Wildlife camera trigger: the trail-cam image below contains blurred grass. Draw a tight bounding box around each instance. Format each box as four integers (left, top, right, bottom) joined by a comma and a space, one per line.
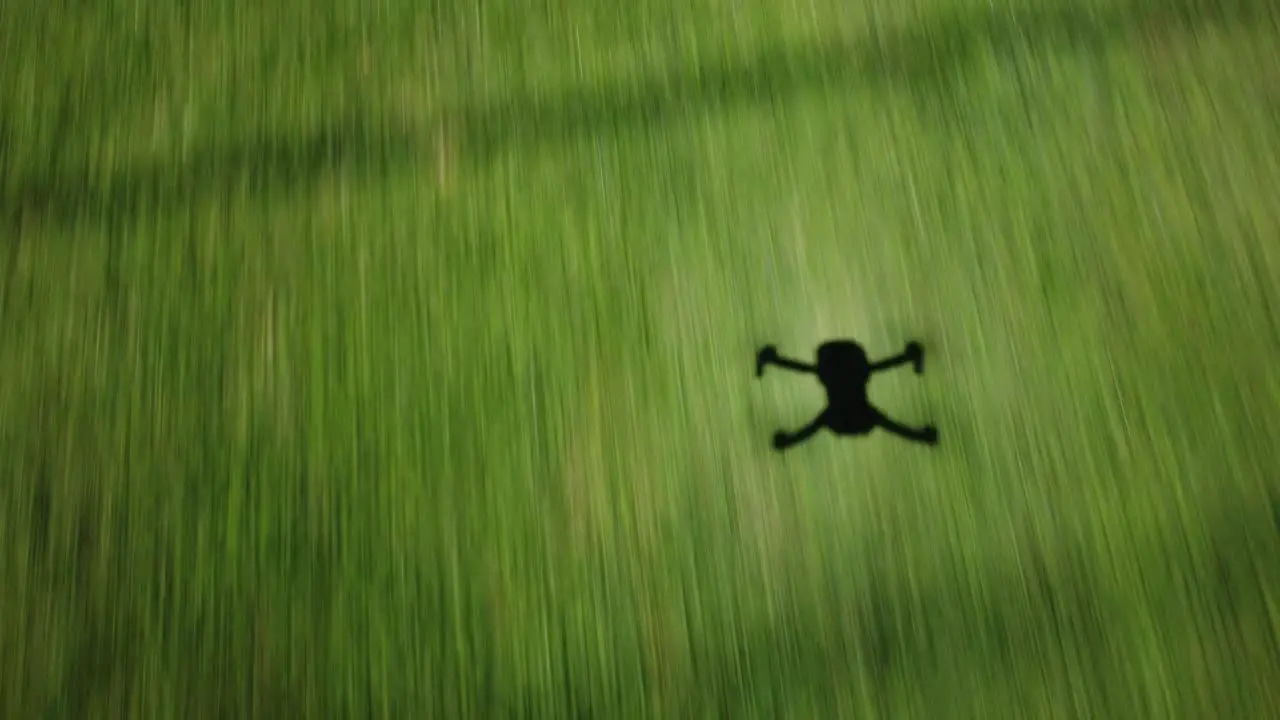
2, 0, 1279, 716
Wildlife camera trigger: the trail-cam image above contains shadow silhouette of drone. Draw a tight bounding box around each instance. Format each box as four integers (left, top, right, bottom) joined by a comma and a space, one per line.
756, 340, 938, 452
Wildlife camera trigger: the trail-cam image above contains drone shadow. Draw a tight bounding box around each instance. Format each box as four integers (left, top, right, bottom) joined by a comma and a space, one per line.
756, 339, 937, 452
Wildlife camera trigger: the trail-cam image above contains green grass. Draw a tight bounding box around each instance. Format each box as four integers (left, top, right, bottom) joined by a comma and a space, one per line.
3, 0, 1280, 716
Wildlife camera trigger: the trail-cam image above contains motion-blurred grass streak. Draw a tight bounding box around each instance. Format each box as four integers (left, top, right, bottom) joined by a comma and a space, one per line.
1, 0, 1278, 716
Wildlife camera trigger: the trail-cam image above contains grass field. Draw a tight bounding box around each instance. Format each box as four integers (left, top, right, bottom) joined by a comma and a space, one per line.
3, 0, 1280, 716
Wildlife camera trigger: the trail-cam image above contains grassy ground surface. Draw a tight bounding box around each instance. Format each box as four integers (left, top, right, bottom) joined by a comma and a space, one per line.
2, 0, 1279, 716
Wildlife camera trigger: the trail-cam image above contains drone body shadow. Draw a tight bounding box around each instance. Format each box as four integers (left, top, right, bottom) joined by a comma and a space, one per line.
756, 340, 938, 452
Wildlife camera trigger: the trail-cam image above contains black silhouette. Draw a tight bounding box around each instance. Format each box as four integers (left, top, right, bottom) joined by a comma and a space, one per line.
756, 340, 938, 451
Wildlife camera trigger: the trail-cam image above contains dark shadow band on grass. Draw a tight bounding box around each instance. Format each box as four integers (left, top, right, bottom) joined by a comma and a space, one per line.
524, 490, 1280, 716
451, 0, 1276, 160
0, 0, 1275, 231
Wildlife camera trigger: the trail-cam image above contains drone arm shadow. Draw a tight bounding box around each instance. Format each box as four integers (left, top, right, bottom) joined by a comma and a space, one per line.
869, 352, 912, 372
773, 410, 828, 451
872, 408, 934, 444
771, 355, 817, 374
